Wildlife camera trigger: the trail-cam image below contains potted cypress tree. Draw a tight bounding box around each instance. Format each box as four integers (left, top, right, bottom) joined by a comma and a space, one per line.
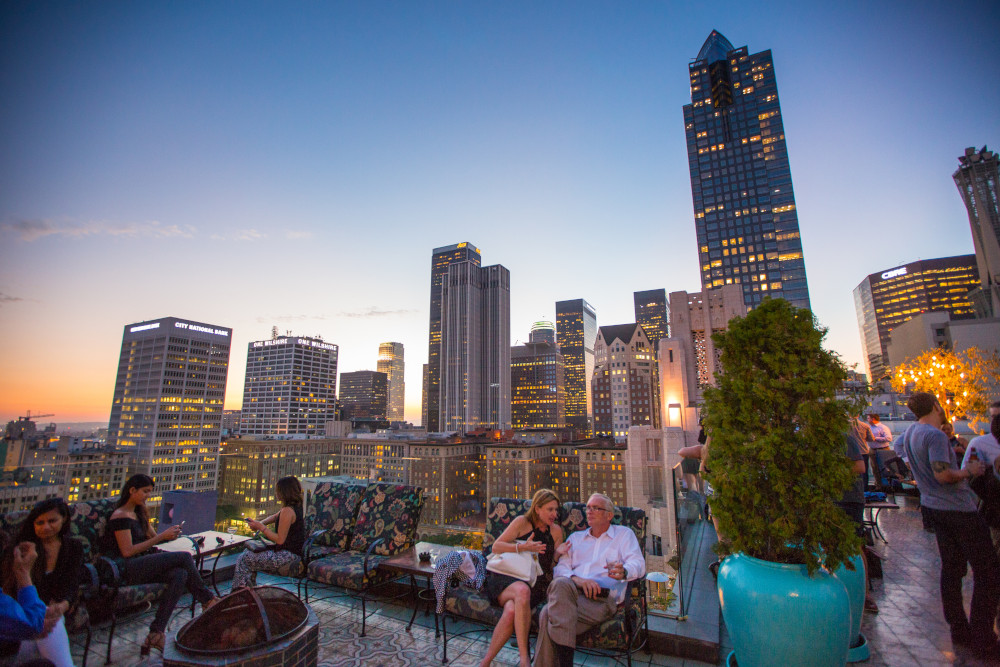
702, 299, 863, 667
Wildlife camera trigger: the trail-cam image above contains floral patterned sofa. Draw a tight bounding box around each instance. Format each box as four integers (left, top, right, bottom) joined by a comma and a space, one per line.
302, 481, 425, 636
439, 497, 648, 667
0, 498, 165, 666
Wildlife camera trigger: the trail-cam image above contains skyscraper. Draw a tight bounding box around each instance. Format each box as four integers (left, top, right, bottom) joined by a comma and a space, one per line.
377, 342, 405, 421
633, 289, 669, 349
107, 317, 231, 502
556, 299, 596, 436
684, 30, 811, 311
240, 334, 339, 436
591, 323, 658, 441
339, 370, 389, 420
511, 322, 566, 429
427, 243, 482, 432
953, 146, 1000, 317
853, 256, 980, 382
440, 259, 511, 432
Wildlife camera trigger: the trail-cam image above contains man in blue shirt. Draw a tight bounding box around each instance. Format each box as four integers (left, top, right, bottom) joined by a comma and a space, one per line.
1, 540, 47, 646
903, 392, 1000, 660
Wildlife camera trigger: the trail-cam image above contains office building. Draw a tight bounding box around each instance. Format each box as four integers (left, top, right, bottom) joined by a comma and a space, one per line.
107, 317, 232, 502
556, 299, 597, 436
511, 323, 566, 429
438, 249, 511, 432
592, 324, 658, 441
377, 342, 405, 421
222, 409, 241, 435
27, 438, 129, 503
887, 312, 1000, 368
427, 243, 482, 432
409, 441, 482, 526
634, 289, 670, 349
684, 30, 811, 311
484, 440, 579, 503
578, 441, 629, 509
241, 334, 339, 437
954, 146, 1000, 317
339, 370, 389, 420
853, 256, 979, 382
421, 364, 430, 428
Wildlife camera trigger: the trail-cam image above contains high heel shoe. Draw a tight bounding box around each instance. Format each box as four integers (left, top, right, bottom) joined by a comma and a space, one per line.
140, 630, 165, 656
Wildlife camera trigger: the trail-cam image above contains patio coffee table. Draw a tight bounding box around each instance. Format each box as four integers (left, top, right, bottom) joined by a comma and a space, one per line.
379, 542, 458, 636
158, 530, 252, 595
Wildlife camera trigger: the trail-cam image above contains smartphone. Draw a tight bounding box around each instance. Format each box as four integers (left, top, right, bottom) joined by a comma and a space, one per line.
179, 520, 186, 529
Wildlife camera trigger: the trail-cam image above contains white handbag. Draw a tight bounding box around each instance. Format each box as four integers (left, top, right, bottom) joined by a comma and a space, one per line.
486, 542, 543, 586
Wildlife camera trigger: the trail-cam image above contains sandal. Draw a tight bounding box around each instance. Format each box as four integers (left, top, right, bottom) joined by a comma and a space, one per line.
140, 630, 165, 656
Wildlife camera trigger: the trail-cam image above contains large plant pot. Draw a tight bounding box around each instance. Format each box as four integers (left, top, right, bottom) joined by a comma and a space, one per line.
718, 553, 852, 667
832, 553, 870, 662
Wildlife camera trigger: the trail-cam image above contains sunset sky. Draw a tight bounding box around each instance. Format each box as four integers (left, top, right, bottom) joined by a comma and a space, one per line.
1, 1, 998, 425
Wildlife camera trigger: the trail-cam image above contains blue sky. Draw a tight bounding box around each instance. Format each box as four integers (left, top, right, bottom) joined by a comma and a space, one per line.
1, 1, 998, 423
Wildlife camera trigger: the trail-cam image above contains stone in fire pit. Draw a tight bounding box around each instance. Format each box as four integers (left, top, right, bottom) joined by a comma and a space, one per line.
164, 586, 318, 667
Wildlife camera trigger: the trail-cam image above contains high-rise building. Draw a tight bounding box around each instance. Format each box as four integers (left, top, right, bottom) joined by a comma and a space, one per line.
440, 259, 511, 432
421, 363, 429, 428
107, 317, 232, 502
240, 335, 339, 436
339, 370, 389, 420
377, 342, 405, 421
954, 146, 1000, 317
556, 299, 597, 436
591, 324, 658, 441
634, 289, 670, 349
427, 243, 482, 432
684, 30, 811, 311
853, 256, 980, 382
511, 323, 566, 429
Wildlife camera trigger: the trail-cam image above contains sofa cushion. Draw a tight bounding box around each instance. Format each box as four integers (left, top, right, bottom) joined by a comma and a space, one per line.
307, 552, 391, 590
308, 482, 366, 551
483, 498, 533, 554
349, 483, 424, 557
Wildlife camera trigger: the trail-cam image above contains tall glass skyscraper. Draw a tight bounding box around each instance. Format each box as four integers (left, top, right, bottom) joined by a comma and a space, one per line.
555, 299, 596, 436
377, 342, 405, 421
633, 289, 669, 349
684, 30, 810, 311
953, 146, 1000, 317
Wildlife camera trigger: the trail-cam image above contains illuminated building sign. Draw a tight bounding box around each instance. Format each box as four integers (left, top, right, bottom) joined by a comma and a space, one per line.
297, 338, 338, 352
174, 321, 230, 337
252, 339, 288, 348
880, 267, 908, 280
129, 323, 160, 333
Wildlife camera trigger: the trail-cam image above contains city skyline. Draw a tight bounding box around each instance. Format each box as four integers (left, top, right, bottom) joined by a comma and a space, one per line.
1, 2, 998, 423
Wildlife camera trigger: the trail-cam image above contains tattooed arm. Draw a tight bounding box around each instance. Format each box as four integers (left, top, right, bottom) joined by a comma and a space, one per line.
932, 458, 984, 484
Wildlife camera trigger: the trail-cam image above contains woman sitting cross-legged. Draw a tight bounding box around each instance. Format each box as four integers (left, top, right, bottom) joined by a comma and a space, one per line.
232, 476, 305, 590
105, 474, 218, 656
479, 489, 567, 667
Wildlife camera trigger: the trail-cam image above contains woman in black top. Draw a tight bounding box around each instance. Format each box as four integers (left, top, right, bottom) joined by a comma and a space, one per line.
106, 474, 217, 656
232, 476, 304, 589
480, 488, 566, 667
10, 498, 80, 667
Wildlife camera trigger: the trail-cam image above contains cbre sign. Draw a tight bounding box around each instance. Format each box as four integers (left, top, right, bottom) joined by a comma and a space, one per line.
880, 267, 908, 280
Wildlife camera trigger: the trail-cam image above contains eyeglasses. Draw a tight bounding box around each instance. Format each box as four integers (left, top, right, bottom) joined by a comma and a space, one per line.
585, 506, 611, 513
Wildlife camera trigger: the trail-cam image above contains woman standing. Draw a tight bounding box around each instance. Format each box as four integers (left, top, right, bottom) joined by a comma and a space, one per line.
479, 489, 566, 667
12, 498, 81, 666
232, 476, 305, 589
105, 474, 217, 655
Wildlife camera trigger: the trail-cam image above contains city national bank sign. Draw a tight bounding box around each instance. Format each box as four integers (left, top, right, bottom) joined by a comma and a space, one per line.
128, 320, 230, 337
880, 266, 908, 281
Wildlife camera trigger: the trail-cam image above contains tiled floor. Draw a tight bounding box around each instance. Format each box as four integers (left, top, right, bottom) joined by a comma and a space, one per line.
66, 498, 992, 666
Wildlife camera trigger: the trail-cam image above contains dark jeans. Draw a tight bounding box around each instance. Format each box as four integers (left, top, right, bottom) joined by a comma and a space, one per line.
925, 508, 1000, 645
124, 551, 213, 633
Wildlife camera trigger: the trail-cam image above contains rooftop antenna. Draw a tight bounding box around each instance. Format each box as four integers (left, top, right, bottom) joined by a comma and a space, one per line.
271, 326, 279, 340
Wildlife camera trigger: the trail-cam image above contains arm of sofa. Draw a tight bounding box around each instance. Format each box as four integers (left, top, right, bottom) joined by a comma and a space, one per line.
303, 529, 326, 562
94, 555, 125, 593
362, 538, 385, 577
622, 575, 648, 639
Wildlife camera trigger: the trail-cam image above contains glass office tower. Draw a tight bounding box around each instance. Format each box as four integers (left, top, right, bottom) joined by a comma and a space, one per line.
953, 146, 1000, 317
633, 289, 669, 349
684, 30, 810, 311
555, 299, 596, 436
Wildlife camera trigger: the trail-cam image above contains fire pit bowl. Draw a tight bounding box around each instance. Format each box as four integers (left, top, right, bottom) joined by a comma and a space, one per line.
165, 586, 318, 667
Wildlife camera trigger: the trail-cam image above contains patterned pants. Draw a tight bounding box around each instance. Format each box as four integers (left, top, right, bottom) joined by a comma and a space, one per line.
232, 549, 300, 589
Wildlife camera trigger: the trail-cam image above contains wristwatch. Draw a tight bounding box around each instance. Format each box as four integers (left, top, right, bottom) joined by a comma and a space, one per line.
621, 566, 629, 580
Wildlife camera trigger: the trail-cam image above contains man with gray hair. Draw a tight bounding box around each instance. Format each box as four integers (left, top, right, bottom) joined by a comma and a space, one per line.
532, 493, 645, 667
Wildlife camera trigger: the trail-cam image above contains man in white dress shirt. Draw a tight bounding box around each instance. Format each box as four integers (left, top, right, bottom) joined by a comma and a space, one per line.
532, 493, 645, 667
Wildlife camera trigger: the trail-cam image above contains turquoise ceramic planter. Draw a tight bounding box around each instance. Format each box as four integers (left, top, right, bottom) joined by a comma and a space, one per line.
832, 553, 870, 662
718, 553, 852, 667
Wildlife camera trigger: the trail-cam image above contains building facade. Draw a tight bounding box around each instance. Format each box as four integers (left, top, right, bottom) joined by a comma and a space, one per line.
634, 289, 670, 350
377, 342, 405, 421
953, 146, 1000, 318
107, 317, 231, 503
240, 335, 339, 437
684, 31, 811, 311
853, 256, 980, 382
592, 324, 658, 442
427, 243, 482, 432
511, 323, 566, 429
439, 257, 511, 432
555, 299, 597, 436
27, 438, 130, 503
339, 370, 389, 420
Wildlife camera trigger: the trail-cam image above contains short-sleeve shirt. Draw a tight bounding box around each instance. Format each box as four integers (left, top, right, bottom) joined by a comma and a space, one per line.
903, 422, 978, 512
961, 434, 1000, 470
